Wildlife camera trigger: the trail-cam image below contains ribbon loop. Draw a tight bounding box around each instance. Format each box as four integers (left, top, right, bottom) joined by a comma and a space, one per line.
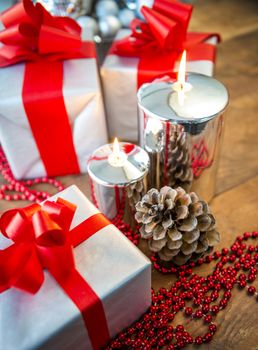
0, 0, 90, 67
0, 198, 76, 293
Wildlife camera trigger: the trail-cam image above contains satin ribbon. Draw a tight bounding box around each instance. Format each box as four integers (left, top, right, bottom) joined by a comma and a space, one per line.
0, 198, 111, 350
0, 0, 96, 177
110, 0, 220, 87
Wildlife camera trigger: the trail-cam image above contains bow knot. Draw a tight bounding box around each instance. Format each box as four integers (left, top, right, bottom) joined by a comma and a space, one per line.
114, 0, 192, 56
0, 0, 91, 67
0, 198, 76, 294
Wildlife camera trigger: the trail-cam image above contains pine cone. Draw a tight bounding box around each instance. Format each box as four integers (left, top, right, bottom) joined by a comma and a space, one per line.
127, 180, 145, 207
135, 186, 220, 265
161, 124, 193, 192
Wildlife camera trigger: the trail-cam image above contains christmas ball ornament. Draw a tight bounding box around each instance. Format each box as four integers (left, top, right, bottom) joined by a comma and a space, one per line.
118, 8, 135, 28
99, 15, 121, 37
76, 16, 99, 35
95, 0, 119, 18
135, 186, 220, 265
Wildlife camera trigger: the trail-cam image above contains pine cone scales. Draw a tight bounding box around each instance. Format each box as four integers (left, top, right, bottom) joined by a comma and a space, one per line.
135, 186, 220, 265
162, 125, 193, 191
127, 180, 144, 206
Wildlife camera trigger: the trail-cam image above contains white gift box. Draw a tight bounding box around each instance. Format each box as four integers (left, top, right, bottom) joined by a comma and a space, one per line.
0, 185, 151, 350
0, 25, 108, 180
101, 29, 218, 142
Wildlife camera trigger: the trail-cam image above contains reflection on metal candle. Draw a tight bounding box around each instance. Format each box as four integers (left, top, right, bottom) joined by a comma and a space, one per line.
137, 52, 229, 202
87, 139, 149, 225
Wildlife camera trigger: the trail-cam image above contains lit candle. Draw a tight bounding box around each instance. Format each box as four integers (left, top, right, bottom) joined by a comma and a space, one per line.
137, 53, 229, 202
171, 50, 192, 106
88, 139, 149, 224
108, 137, 128, 167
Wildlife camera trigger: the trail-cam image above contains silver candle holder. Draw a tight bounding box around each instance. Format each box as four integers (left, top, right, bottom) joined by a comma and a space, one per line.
87, 140, 149, 226
137, 73, 229, 202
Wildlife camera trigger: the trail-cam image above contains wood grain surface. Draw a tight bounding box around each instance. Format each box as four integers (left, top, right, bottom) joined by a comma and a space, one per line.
0, 0, 258, 349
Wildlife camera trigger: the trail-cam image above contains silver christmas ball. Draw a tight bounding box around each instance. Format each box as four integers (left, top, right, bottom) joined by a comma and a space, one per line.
118, 8, 135, 28
77, 16, 99, 35
99, 15, 121, 37
95, 0, 119, 18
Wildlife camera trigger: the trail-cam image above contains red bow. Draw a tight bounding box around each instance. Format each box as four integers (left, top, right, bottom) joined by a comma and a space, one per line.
0, 198, 112, 348
0, 197, 77, 294
0, 0, 94, 67
113, 0, 219, 57
113, 0, 192, 55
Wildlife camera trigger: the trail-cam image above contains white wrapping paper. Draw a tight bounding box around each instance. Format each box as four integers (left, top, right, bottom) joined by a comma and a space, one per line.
101, 29, 218, 141
0, 185, 151, 350
0, 28, 108, 179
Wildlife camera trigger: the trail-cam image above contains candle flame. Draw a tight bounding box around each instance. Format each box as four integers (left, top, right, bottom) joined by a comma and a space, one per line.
113, 137, 120, 155
177, 51, 186, 106
177, 50, 186, 85
109, 137, 127, 167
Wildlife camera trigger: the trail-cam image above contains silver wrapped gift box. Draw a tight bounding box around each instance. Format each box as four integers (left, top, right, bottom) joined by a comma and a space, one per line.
0, 185, 151, 350
101, 29, 218, 142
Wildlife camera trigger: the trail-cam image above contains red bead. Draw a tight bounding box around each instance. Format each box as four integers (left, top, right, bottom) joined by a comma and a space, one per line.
194, 298, 202, 306
194, 310, 203, 318
213, 251, 221, 259
186, 336, 193, 344
244, 232, 251, 239
214, 283, 221, 291
219, 299, 227, 308
202, 304, 210, 313
236, 249, 243, 257
248, 274, 256, 282
204, 315, 212, 323
167, 345, 175, 350
209, 324, 217, 333
176, 325, 184, 332
204, 332, 213, 342
239, 280, 247, 288
248, 286, 256, 295
229, 254, 236, 262
197, 258, 204, 265
195, 336, 203, 345
222, 248, 229, 255
211, 291, 219, 301
224, 291, 231, 299
211, 305, 219, 314
185, 307, 193, 316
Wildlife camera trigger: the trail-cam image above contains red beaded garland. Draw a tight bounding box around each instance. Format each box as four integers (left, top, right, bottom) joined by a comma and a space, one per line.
0, 147, 65, 203
107, 232, 258, 349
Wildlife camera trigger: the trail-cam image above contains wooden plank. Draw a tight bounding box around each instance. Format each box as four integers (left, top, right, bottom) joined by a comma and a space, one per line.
189, 0, 258, 42
215, 30, 258, 194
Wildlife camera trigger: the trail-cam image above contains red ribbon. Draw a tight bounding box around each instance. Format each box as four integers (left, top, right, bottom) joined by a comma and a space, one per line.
0, 0, 96, 177
0, 198, 111, 349
110, 0, 220, 87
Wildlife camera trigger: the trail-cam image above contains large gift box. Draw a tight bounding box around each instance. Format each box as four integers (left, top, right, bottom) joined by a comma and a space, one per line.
0, 0, 108, 179
0, 185, 151, 350
101, 0, 220, 141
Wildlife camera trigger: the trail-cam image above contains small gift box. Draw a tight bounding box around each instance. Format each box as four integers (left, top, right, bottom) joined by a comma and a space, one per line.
101, 0, 220, 141
0, 0, 108, 179
0, 185, 151, 350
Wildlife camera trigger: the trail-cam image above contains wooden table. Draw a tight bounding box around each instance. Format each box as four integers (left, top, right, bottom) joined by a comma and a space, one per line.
1, 0, 258, 349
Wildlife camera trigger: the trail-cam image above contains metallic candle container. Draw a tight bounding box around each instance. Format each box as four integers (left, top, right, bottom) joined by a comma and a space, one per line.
137, 73, 229, 202
87, 142, 149, 224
